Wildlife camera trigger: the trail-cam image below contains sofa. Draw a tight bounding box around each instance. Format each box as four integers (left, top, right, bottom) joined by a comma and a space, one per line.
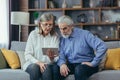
0, 41, 120, 80
0, 41, 30, 80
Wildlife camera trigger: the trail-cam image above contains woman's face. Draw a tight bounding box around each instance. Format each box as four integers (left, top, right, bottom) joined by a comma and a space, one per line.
40, 20, 54, 35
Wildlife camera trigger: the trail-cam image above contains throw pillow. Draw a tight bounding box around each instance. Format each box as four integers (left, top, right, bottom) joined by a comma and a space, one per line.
0, 50, 8, 69
104, 48, 120, 70
1, 48, 20, 69
99, 54, 107, 71
16, 51, 26, 69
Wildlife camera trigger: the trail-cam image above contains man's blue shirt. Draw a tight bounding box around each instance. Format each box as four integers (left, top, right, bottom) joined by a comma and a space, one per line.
57, 27, 107, 67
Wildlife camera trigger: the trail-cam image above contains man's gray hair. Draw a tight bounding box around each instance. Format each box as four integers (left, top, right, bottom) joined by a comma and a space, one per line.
39, 13, 54, 22
57, 15, 74, 25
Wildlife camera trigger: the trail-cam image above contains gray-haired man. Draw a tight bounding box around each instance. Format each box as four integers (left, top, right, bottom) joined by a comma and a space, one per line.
54, 15, 107, 80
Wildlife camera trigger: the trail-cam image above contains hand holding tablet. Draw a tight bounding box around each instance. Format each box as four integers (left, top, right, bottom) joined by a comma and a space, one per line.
42, 48, 58, 61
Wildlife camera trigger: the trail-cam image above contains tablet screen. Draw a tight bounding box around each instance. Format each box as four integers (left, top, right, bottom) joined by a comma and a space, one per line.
42, 48, 58, 56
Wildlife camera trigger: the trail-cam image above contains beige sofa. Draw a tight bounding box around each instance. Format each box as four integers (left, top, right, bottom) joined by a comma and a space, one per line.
0, 41, 120, 80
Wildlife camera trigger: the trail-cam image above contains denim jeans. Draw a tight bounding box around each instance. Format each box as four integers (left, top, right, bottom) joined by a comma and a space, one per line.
52, 63, 65, 80
25, 63, 53, 80
53, 63, 98, 80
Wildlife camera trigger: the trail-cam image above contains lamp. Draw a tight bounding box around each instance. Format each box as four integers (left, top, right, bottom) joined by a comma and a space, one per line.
11, 11, 29, 41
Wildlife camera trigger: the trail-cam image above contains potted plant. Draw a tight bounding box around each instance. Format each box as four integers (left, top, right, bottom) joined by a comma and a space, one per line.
33, 11, 39, 24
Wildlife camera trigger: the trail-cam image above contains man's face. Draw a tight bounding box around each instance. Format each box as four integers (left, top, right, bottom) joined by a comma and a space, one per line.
58, 23, 73, 38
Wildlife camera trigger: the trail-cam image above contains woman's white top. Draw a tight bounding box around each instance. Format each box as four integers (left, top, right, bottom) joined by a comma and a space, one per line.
23, 28, 59, 70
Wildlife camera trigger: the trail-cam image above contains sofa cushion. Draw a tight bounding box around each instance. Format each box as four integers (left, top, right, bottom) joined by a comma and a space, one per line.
0, 69, 30, 80
0, 50, 8, 69
88, 70, 120, 80
1, 48, 20, 69
65, 75, 75, 80
105, 48, 120, 70
10, 41, 26, 51
16, 51, 26, 69
105, 41, 120, 49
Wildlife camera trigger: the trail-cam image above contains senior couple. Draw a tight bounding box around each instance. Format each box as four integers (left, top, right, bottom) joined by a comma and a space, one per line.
23, 13, 107, 80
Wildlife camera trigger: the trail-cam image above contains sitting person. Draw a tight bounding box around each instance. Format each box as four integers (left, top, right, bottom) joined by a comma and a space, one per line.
54, 15, 107, 80
23, 13, 59, 80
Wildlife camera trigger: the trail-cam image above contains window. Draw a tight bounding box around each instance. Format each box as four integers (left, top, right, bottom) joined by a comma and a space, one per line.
0, 0, 9, 48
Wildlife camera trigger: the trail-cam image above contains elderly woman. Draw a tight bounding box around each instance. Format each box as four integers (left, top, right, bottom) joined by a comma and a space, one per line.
23, 13, 59, 80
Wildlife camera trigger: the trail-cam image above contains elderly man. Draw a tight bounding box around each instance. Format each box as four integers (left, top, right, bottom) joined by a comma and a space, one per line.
54, 15, 107, 80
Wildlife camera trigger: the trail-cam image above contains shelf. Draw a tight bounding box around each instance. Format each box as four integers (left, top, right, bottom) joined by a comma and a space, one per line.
64, 23, 120, 26
81, 23, 119, 26
29, 24, 37, 26
29, 22, 120, 27
64, 8, 99, 10
101, 7, 120, 10
28, 8, 63, 11
28, 7, 118, 11
20, 0, 120, 41
29, 24, 59, 27
104, 38, 120, 41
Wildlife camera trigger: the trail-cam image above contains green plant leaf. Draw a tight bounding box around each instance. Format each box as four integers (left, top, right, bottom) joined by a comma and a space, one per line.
33, 12, 39, 19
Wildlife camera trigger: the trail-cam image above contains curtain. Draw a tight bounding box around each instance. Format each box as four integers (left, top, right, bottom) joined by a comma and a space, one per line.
0, 0, 9, 48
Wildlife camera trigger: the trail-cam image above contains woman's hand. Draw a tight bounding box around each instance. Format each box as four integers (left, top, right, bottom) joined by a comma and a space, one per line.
36, 62, 47, 73
46, 49, 55, 61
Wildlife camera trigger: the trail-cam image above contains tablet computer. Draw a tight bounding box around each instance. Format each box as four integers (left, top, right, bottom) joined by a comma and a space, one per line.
42, 48, 59, 56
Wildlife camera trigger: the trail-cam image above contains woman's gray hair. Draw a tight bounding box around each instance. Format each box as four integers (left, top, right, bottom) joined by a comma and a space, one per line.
57, 15, 74, 25
39, 13, 55, 22
38, 13, 56, 35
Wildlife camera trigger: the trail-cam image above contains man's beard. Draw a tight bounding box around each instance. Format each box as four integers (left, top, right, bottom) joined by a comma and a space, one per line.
62, 34, 70, 38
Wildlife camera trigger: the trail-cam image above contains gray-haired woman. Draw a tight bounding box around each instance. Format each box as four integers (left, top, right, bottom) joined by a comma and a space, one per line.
23, 13, 59, 80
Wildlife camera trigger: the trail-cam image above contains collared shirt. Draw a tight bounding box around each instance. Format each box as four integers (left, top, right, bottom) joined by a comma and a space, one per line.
57, 27, 107, 67
23, 27, 59, 70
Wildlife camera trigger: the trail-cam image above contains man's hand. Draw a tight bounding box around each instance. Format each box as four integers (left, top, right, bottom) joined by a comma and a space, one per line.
82, 62, 93, 67
60, 64, 70, 77
36, 62, 47, 73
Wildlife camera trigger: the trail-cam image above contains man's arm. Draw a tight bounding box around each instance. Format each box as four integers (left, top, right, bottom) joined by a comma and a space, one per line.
85, 32, 107, 67
57, 50, 66, 67
57, 38, 66, 66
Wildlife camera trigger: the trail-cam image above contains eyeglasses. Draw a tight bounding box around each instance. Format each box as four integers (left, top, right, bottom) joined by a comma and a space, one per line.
59, 27, 68, 31
41, 23, 53, 28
